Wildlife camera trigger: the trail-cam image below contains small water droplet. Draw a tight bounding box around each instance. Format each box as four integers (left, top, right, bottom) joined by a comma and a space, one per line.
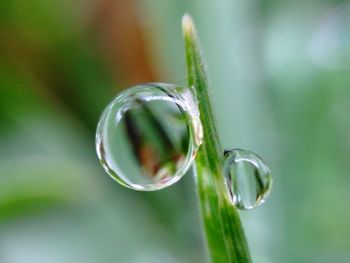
96, 83, 202, 191
224, 149, 272, 210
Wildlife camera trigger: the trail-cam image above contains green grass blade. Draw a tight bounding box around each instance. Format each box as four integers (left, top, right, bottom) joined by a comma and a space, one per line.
182, 14, 252, 263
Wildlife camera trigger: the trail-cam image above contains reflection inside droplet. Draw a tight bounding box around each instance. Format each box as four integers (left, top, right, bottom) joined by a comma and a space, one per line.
96, 83, 202, 191
224, 149, 272, 210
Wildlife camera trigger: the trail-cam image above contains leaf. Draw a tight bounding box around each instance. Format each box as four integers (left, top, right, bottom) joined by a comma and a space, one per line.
182, 14, 252, 263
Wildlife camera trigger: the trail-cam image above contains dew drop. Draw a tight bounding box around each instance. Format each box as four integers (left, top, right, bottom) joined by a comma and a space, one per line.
224, 149, 272, 210
96, 83, 202, 191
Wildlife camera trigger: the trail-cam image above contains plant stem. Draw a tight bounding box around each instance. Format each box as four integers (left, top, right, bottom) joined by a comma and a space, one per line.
182, 14, 252, 263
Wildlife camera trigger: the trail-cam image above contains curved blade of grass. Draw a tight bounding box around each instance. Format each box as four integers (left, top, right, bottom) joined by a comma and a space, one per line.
182, 14, 252, 263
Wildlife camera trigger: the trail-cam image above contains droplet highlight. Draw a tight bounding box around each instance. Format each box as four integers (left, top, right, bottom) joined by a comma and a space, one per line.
224, 149, 272, 210
96, 83, 202, 191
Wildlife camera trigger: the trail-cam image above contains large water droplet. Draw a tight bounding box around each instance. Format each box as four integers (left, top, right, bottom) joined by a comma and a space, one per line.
224, 149, 272, 210
96, 83, 202, 191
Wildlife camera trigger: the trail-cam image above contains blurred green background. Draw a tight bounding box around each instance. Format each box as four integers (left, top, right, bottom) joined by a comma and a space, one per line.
1, 0, 350, 262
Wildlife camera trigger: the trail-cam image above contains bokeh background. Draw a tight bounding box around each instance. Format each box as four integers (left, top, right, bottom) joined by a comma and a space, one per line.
1, 0, 350, 262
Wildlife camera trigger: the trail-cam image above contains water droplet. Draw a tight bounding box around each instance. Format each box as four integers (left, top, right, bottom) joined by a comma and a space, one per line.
96, 83, 202, 191
224, 149, 272, 210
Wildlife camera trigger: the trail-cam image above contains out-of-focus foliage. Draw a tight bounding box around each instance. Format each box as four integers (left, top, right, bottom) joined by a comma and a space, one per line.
0, 0, 350, 262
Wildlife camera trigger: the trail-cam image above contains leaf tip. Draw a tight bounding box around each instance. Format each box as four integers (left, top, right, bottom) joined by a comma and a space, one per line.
182, 13, 194, 36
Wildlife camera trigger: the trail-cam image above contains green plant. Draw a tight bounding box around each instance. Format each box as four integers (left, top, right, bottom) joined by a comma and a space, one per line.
183, 14, 252, 263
